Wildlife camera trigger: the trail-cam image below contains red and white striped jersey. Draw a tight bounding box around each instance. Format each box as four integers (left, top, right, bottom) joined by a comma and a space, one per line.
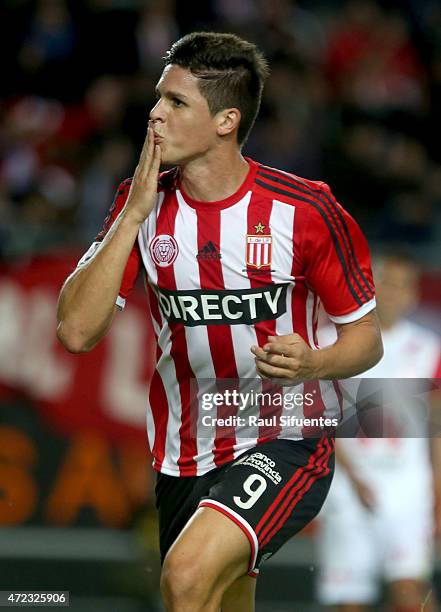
79, 158, 376, 476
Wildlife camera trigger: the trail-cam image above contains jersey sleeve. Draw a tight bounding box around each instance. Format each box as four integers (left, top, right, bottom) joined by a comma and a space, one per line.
76, 178, 141, 309
303, 183, 376, 323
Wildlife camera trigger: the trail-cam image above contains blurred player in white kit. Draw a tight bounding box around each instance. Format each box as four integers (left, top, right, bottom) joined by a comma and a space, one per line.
317, 251, 441, 611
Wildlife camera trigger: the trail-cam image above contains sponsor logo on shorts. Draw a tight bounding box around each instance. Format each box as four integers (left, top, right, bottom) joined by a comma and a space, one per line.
155, 283, 288, 327
150, 234, 179, 267
233, 452, 282, 485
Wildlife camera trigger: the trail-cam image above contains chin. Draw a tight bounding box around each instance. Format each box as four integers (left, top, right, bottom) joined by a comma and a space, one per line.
161, 143, 210, 167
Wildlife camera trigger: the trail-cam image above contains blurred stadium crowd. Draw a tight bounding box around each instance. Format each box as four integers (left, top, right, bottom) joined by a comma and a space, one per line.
1, 0, 441, 264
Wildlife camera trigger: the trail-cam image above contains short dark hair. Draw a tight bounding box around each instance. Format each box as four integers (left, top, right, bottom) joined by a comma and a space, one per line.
164, 32, 269, 145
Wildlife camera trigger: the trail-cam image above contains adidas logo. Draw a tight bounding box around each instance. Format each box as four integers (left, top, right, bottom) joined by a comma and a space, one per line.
196, 241, 222, 260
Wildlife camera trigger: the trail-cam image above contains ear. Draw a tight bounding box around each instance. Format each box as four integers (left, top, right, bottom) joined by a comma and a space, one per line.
216, 108, 241, 137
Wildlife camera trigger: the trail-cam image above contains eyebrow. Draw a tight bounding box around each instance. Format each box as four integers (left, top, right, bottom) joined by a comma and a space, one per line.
155, 87, 190, 101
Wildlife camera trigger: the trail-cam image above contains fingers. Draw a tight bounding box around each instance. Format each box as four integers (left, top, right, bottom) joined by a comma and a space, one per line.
149, 144, 162, 179
255, 359, 292, 380
251, 341, 307, 382
261, 342, 293, 356
252, 341, 302, 358
137, 125, 155, 181
255, 352, 290, 369
267, 333, 304, 345
251, 345, 289, 364
138, 125, 150, 165
251, 345, 296, 380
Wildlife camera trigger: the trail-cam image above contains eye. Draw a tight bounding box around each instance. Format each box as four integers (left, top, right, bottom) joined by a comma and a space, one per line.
172, 97, 185, 107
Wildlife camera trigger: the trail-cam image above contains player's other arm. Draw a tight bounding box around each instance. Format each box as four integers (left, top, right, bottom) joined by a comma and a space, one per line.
252, 311, 382, 381
56, 209, 141, 353
57, 126, 161, 354
316, 310, 383, 378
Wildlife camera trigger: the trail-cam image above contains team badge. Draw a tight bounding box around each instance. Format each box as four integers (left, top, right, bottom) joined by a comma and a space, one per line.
246, 221, 272, 269
150, 234, 179, 267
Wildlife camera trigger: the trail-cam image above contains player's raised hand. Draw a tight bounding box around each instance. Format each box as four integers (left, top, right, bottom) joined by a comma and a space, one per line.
125, 124, 162, 224
251, 333, 322, 382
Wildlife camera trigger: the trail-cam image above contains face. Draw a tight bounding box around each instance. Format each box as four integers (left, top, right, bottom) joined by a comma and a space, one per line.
149, 65, 221, 165
374, 258, 419, 327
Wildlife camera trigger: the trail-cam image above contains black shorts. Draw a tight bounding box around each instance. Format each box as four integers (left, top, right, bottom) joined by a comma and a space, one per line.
155, 436, 334, 575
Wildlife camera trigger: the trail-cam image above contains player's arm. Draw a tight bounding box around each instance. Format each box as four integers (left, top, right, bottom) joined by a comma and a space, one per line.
57, 126, 161, 354
252, 310, 382, 381
316, 310, 383, 378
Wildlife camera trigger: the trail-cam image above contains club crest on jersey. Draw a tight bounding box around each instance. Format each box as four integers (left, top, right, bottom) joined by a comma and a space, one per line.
150, 234, 179, 267
246, 234, 272, 269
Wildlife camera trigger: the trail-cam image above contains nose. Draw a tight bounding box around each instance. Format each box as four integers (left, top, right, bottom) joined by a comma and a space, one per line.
149, 98, 166, 123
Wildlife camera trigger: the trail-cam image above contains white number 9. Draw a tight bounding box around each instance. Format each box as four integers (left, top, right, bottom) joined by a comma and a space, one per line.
233, 474, 267, 509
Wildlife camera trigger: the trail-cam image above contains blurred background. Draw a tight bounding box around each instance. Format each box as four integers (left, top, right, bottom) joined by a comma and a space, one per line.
0, 0, 440, 610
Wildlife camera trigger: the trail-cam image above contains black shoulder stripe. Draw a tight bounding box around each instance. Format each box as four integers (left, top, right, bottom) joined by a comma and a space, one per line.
257, 168, 373, 301
321, 188, 374, 298
255, 178, 363, 306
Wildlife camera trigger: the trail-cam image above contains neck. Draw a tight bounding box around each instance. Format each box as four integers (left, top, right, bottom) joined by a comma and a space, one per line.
179, 147, 249, 202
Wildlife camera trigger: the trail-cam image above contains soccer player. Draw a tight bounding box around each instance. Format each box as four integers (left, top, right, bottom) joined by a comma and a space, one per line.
57, 32, 383, 612
317, 251, 441, 612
